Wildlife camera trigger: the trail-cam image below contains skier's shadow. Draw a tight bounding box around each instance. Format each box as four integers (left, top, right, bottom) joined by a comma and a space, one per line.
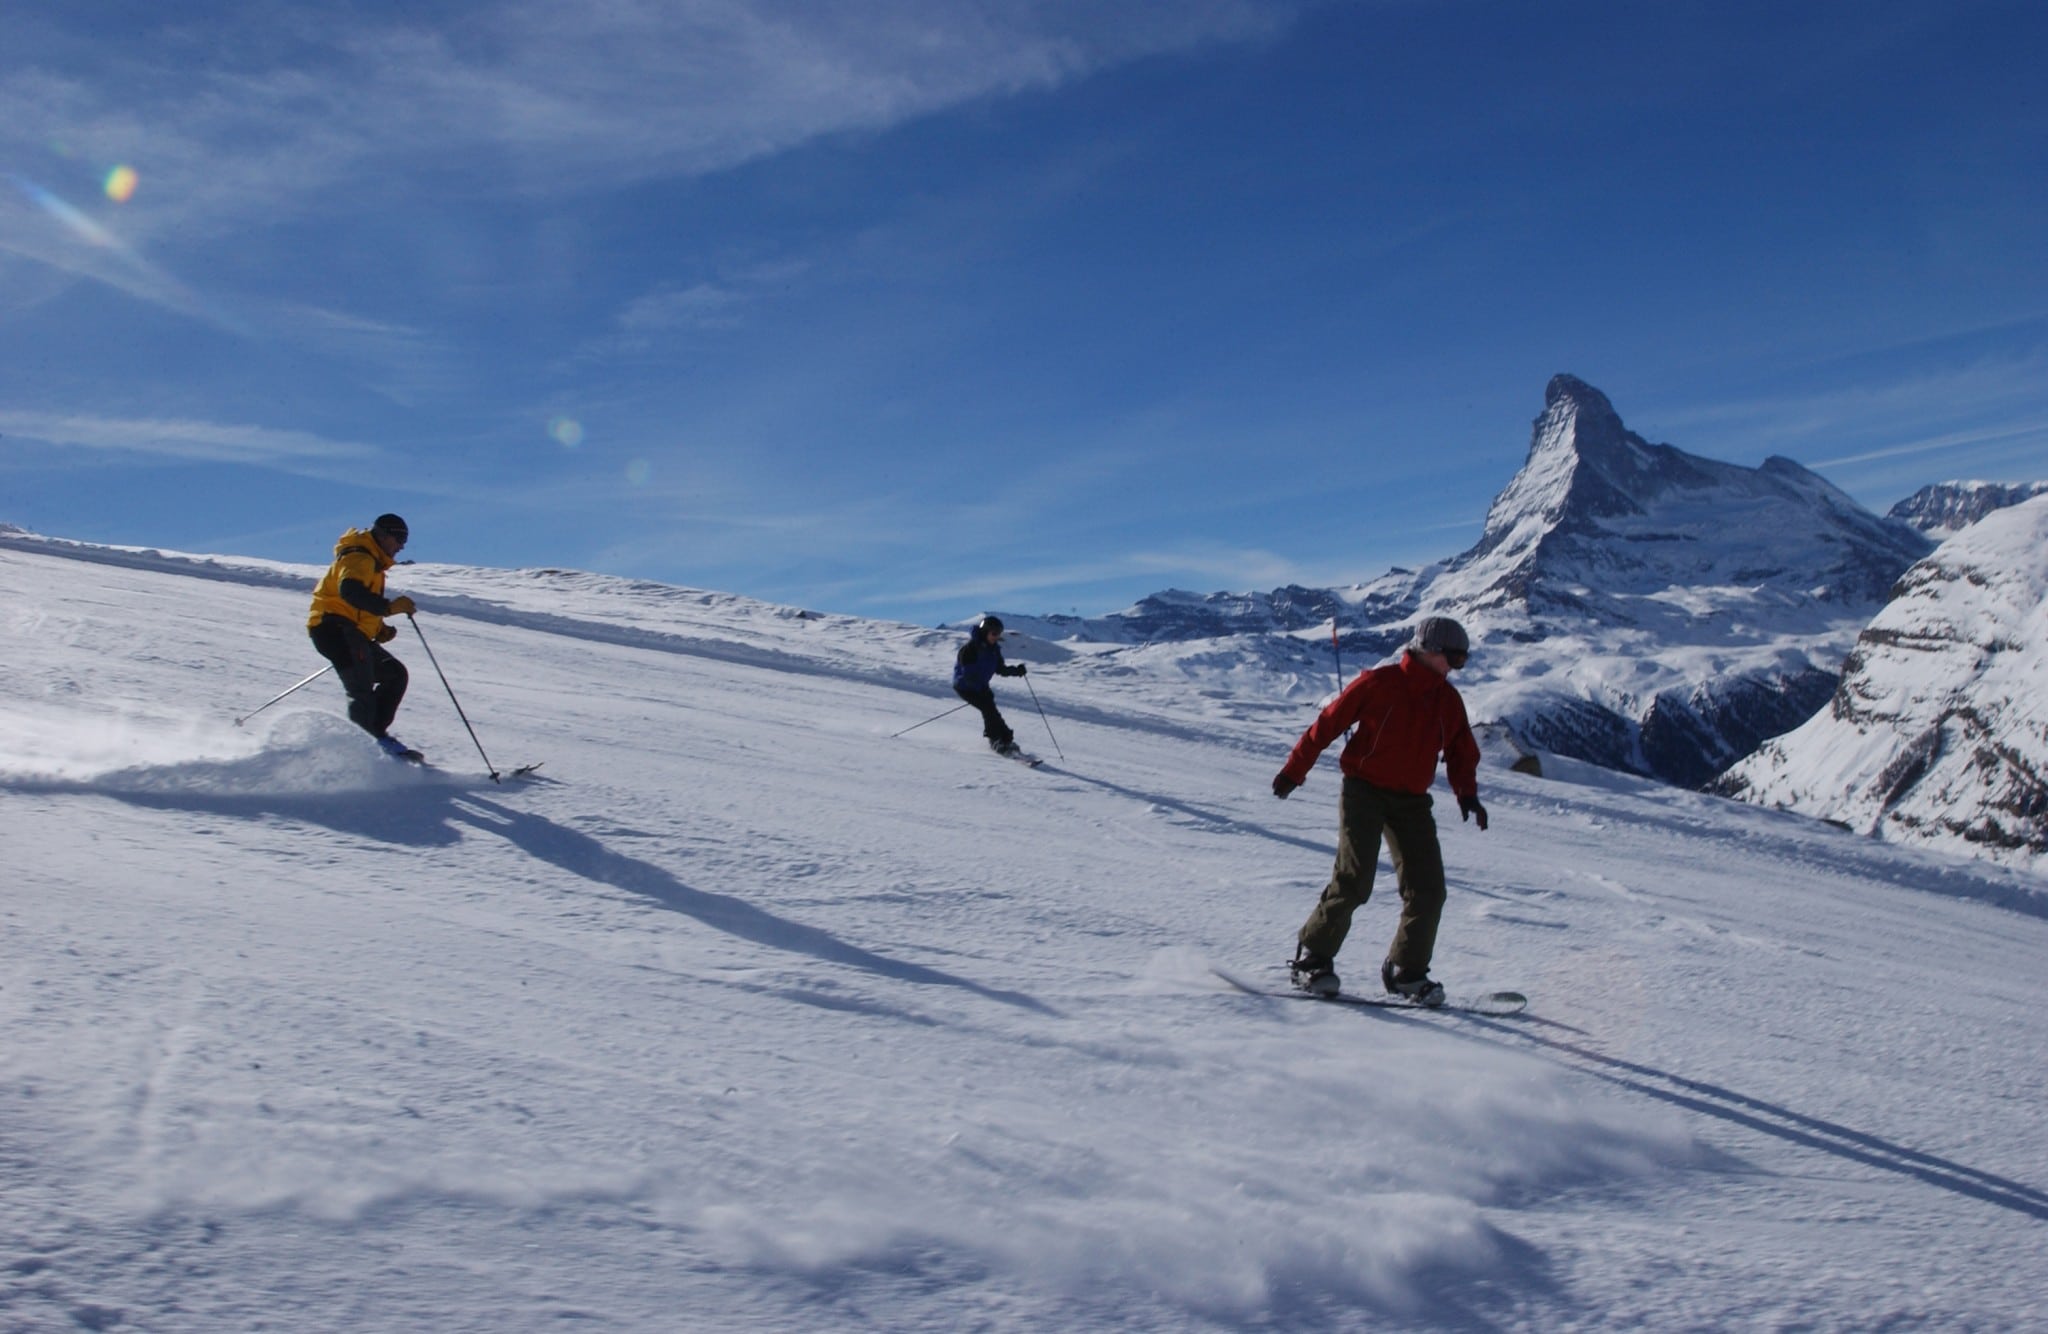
1463, 1017, 2048, 1222
448, 795, 1058, 1017
1038, 764, 1332, 856
20, 772, 1053, 1016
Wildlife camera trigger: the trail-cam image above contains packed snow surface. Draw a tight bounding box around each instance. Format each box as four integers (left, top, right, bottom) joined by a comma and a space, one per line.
3, 532, 2045, 1332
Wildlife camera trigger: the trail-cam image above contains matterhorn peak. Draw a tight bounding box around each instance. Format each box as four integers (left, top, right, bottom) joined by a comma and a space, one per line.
1441, 376, 1929, 618
1543, 372, 1616, 417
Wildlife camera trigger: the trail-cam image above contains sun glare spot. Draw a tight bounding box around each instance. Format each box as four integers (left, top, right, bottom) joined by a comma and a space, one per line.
548, 416, 585, 448
105, 165, 139, 203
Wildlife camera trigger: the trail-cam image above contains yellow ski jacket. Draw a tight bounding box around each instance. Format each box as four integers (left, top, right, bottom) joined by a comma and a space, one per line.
306, 527, 397, 638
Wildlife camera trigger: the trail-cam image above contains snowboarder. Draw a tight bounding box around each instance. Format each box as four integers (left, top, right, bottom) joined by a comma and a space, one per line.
1271, 616, 1489, 1005
307, 513, 421, 760
953, 615, 1029, 756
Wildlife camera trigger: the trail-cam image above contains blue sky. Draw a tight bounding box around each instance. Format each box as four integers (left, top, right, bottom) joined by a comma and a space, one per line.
4, 0, 2045, 624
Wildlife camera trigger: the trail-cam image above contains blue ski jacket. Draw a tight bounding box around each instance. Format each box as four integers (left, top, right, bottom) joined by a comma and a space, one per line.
953, 638, 1022, 692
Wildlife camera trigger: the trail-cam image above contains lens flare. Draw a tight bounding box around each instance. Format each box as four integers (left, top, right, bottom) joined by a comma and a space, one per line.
104, 165, 139, 203
14, 176, 118, 247
548, 416, 584, 448
625, 459, 653, 487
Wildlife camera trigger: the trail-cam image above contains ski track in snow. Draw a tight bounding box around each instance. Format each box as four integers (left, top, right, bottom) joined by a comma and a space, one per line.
3, 536, 2046, 1332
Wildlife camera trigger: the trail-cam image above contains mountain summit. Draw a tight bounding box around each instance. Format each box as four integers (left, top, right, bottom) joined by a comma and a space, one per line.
1436, 373, 1929, 617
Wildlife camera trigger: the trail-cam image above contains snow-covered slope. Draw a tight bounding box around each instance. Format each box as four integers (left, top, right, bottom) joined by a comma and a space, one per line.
1715, 495, 2048, 871
3, 530, 2045, 1332
1006, 376, 1932, 789
1887, 479, 2048, 539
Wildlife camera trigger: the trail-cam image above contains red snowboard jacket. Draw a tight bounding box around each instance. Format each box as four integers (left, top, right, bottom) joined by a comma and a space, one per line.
1278, 651, 1481, 800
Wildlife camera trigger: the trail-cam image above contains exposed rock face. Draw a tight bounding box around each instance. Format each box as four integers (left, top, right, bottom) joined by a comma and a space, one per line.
1715, 496, 2048, 869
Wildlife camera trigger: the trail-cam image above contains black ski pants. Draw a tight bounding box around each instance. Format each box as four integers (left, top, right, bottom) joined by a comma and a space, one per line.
953, 683, 1014, 748
1296, 777, 1448, 978
309, 614, 409, 738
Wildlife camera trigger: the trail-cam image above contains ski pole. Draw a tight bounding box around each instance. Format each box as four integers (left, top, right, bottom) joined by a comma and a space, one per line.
235, 664, 333, 727
1022, 675, 1064, 760
407, 613, 501, 783
891, 701, 970, 738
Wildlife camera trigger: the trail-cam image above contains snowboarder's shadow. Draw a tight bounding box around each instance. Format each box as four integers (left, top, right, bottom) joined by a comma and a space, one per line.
1462, 1017, 2048, 1222
447, 795, 1059, 1017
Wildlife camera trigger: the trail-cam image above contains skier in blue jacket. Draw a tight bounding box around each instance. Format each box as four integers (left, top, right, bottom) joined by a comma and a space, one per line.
953, 615, 1027, 755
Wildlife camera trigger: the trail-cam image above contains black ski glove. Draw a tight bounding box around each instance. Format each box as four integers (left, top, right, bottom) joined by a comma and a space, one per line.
1458, 794, 1489, 831
1005, 663, 1027, 676
1272, 773, 1299, 800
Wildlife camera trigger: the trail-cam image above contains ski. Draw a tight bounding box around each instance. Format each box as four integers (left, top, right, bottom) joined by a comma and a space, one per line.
507, 762, 545, 779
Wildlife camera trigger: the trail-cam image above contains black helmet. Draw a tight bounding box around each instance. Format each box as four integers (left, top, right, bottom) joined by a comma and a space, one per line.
372, 513, 409, 546
975, 615, 1005, 639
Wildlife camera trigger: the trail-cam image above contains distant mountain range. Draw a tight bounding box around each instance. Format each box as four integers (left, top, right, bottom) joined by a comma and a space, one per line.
1011, 375, 2017, 791
1885, 479, 2048, 539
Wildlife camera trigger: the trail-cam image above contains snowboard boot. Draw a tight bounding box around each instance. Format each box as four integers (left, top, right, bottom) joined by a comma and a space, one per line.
1290, 953, 1341, 998
1382, 959, 1445, 1008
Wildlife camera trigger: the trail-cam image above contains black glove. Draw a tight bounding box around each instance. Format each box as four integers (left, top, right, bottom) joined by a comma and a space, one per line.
1458, 794, 1489, 831
1272, 773, 1299, 800
1008, 663, 1027, 676
375, 625, 398, 644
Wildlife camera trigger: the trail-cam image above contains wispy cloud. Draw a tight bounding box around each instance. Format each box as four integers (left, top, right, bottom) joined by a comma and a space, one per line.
2, 2, 1301, 354
0, 410, 380, 468
3, 2, 1299, 228
1652, 347, 2048, 456
1810, 420, 2048, 470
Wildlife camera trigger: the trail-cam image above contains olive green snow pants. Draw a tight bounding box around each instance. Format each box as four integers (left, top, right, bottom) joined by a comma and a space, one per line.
1296, 778, 1447, 977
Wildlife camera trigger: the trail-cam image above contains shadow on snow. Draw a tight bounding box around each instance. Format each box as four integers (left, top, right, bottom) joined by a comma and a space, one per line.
7, 774, 1056, 1018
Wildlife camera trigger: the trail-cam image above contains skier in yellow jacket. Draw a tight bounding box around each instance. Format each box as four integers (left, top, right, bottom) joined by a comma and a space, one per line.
307, 513, 421, 759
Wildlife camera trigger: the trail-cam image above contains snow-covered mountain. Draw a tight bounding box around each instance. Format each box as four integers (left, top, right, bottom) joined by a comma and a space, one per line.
1714, 495, 2048, 870
1011, 376, 1933, 789
1887, 479, 2048, 539
5, 528, 2047, 1331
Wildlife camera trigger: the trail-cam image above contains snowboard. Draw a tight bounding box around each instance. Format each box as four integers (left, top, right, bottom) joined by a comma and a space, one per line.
1210, 964, 1526, 1016
1291, 987, 1527, 1017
